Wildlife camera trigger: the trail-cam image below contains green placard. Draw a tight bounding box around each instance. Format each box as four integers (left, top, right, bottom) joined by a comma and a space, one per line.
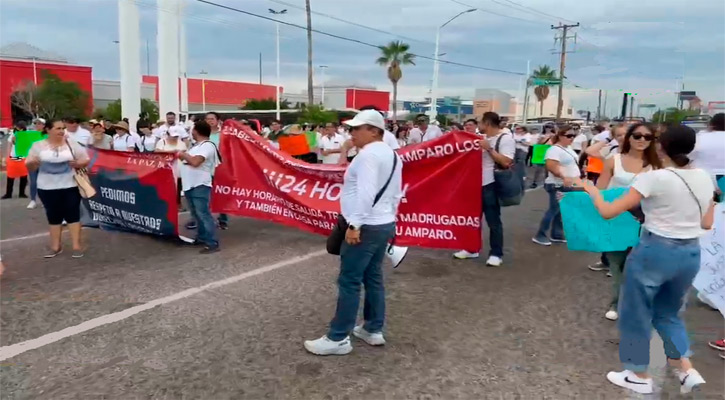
531, 144, 551, 165
13, 130, 44, 158
304, 131, 318, 148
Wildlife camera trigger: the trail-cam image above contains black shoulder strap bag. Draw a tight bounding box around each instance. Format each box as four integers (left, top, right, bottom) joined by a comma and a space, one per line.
326, 153, 398, 255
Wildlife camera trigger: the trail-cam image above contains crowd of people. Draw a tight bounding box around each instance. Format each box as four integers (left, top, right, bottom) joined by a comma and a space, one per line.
2, 107, 724, 395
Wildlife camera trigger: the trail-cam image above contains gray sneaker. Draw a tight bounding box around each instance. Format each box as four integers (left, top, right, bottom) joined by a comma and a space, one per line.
531, 235, 552, 246
72, 250, 84, 259
44, 248, 63, 258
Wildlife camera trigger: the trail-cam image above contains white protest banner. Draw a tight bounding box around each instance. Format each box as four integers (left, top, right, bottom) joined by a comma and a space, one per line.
694, 204, 725, 317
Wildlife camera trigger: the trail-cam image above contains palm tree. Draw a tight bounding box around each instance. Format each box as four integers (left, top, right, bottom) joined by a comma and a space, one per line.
305, 0, 314, 106
532, 65, 557, 116
376, 41, 415, 121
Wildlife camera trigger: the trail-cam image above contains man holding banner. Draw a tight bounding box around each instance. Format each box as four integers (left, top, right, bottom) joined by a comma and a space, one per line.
304, 109, 403, 356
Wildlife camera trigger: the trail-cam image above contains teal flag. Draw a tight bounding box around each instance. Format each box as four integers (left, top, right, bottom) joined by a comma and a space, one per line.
560, 187, 641, 252
718, 176, 725, 201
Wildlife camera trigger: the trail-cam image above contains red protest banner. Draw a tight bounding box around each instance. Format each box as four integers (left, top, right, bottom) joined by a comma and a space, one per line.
212, 120, 483, 250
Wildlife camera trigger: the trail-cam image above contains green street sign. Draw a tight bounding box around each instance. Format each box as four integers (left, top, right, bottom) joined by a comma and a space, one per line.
531, 78, 561, 86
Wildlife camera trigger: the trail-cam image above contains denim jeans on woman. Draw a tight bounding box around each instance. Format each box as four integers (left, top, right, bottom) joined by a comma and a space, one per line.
535, 184, 565, 240
29, 169, 39, 201
618, 230, 700, 372
327, 222, 395, 341
185, 185, 218, 248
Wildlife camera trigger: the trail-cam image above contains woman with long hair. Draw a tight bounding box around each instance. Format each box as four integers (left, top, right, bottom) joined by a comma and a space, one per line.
583, 125, 713, 394
25, 119, 90, 258
532, 125, 581, 246
396, 126, 410, 147
595, 123, 662, 321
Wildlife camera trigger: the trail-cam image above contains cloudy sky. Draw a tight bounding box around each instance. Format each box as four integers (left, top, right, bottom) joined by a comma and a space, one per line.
1, 0, 724, 115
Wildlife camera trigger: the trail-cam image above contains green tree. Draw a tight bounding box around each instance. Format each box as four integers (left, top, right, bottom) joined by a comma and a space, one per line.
96, 98, 159, 123
532, 65, 557, 116
297, 104, 336, 125
377, 41, 415, 121
242, 98, 291, 110
11, 71, 90, 119
651, 107, 699, 124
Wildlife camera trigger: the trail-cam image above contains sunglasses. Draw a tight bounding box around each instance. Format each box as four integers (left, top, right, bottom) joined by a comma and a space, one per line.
561, 134, 577, 139
631, 133, 655, 141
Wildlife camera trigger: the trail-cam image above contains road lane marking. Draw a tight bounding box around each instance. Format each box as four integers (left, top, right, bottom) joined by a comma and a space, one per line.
0, 212, 191, 244
0, 249, 327, 361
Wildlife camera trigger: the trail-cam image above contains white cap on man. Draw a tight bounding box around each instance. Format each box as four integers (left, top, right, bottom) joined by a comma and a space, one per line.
168, 125, 185, 137
343, 109, 385, 131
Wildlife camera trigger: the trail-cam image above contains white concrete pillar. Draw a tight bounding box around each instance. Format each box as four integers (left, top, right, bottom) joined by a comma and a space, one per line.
179, 0, 189, 114
157, 0, 180, 117
118, 0, 141, 130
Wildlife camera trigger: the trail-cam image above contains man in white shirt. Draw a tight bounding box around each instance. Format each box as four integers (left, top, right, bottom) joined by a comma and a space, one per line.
64, 117, 91, 146
319, 122, 345, 164
408, 114, 443, 144
337, 106, 399, 165
453, 112, 516, 267
155, 111, 190, 143
570, 124, 588, 155
178, 120, 221, 254
690, 113, 725, 187
304, 109, 402, 356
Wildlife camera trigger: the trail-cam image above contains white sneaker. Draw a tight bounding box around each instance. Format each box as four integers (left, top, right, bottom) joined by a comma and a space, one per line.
674, 368, 705, 394
352, 326, 386, 346
605, 309, 618, 321
453, 250, 479, 259
486, 255, 503, 267
27, 200, 37, 209
303, 336, 352, 356
606, 370, 653, 394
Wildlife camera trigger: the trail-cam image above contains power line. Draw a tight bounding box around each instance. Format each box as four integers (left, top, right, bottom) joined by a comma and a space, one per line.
449, 0, 544, 25
193, 0, 525, 76
490, 0, 577, 24
265, 0, 432, 46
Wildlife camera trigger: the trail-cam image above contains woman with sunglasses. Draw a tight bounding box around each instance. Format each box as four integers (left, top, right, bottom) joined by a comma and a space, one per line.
583, 125, 712, 394
595, 123, 662, 321
529, 124, 557, 188
25, 119, 90, 258
532, 125, 581, 246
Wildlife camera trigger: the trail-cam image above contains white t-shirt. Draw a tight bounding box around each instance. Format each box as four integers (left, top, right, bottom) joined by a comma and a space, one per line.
690, 130, 725, 178
544, 145, 581, 186
483, 132, 516, 186
27, 140, 89, 190
340, 141, 403, 227
65, 127, 91, 146
572, 133, 588, 151
112, 133, 138, 152
593, 130, 610, 143
138, 135, 158, 152
632, 168, 714, 239
408, 125, 443, 144
513, 133, 532, 151
180, 141, 220, 191
319, 133, 345, 164
155, 139, 188, 178
383, 129, 400, 150
155, 124, 189, 140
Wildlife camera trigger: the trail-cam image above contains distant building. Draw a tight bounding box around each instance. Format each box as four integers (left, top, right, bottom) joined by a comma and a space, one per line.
293, 82, 389, 111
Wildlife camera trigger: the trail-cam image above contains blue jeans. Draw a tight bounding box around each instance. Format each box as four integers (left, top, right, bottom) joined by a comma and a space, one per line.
185, 185, 218, 248
29, 169, 39, 201
618, 230, 700, 372
481, 183, 504, 257
535, 184, 564, 240
327, 222, 395, 341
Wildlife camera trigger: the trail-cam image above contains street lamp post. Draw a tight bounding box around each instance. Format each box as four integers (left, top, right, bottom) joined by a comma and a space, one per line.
269, 9, 287, 120
430, 8, 476, 121
199, 69, 208, 112
319, 65, 328, 105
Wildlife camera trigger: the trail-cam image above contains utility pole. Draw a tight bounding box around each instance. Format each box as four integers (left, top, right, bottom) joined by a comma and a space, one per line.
551, 22, 579, 121
621, 92, 629, 120
596, 89, 602, 121
629, 96, 635, 120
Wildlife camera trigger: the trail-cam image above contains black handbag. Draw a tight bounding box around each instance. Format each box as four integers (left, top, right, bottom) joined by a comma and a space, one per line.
326, 153, 398, 255
492, 134, 523, 207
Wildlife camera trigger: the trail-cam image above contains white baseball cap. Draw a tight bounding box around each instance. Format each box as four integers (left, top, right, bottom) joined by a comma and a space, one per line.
344, 109, 385, 131
168, 125, 184, 137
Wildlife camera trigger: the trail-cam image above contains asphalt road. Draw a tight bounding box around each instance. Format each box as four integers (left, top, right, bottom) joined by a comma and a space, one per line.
0, 185, 723, 399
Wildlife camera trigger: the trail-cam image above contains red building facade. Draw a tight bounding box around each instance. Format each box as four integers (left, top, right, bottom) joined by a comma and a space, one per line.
142, 75, 280, 107
0, 59, 93, 127
345, 88, 389, 111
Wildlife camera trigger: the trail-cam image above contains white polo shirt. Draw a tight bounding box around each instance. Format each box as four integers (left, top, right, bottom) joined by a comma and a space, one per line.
319, 133, 346, 164
408, 125, 443, 144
